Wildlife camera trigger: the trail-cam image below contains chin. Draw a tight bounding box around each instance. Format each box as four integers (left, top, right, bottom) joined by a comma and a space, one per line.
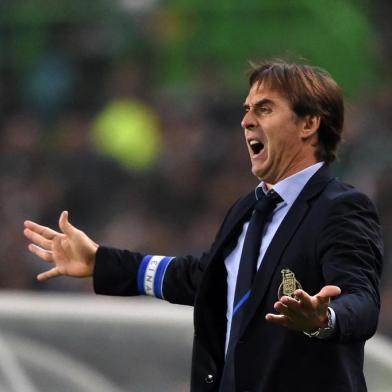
252, 166, 276, 184
251, 166, 267, 181
250, 157, 270, 181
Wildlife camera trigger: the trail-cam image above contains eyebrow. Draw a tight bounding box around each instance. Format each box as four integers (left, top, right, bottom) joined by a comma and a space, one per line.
242, 98, 275, 109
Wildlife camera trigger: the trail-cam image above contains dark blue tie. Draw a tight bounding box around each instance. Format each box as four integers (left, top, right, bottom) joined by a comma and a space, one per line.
219, 189, 282, 391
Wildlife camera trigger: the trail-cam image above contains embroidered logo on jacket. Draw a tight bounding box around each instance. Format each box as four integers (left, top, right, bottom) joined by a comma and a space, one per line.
278, 268, 302, 299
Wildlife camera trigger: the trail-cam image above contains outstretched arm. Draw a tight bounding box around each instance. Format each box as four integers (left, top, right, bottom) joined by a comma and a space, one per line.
24, 211, 98, 280
24, 211, 204, 304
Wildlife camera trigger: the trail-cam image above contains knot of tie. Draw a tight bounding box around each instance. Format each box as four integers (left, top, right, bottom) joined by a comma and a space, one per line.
254, 189, 283, 214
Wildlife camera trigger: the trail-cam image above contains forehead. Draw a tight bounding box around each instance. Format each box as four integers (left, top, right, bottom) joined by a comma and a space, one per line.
244, 83, 290, 106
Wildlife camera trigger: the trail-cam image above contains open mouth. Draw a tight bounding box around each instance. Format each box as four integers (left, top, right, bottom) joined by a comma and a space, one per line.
249, 139, 264, 155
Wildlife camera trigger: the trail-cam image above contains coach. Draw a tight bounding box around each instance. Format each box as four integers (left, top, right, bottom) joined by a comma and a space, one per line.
24, 61, 383, 391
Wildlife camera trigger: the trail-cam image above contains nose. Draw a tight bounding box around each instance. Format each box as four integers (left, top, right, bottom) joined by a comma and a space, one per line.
241, 109, 257, 130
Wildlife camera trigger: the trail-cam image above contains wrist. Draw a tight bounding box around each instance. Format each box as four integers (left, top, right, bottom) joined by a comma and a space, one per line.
86, 242, 99, 276
303, 308, 334, 338
319, 312, 330, 329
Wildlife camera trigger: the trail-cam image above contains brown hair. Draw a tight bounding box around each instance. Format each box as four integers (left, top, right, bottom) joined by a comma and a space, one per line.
248, 60, 344, 164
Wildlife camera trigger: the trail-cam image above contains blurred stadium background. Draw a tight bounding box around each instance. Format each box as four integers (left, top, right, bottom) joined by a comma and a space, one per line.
1, 0, 392, 390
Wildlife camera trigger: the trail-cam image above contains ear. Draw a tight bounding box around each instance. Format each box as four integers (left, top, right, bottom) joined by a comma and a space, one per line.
300, 115, 320, 140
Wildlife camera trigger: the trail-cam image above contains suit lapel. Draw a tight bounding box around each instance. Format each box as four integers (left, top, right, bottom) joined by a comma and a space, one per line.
193, 192, 255, 357
207, 192, 255, 263
239, 165, 335, 336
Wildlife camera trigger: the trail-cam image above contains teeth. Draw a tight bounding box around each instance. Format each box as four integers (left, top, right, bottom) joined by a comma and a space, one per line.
250, 140, 259, 145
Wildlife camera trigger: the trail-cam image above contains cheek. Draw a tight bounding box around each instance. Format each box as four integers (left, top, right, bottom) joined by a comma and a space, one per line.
266, 132, 285, 151
267, 125, 300, 152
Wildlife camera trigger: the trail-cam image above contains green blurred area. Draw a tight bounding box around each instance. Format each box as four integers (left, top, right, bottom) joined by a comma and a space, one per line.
92, 99, 162, 171
0, 0, 381, 96
158, 0, 379, 95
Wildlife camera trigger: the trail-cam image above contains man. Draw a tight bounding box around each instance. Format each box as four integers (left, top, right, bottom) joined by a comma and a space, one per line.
24, 61, 383, 391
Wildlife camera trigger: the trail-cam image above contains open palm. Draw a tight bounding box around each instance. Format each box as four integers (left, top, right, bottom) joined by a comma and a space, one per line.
24, 211, 98, 281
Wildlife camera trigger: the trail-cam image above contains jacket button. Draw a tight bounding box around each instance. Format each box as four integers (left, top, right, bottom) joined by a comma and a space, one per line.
205, 374, 214, 384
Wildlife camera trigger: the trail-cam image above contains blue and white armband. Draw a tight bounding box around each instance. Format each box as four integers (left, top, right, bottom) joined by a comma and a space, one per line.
137, 255, 175, 299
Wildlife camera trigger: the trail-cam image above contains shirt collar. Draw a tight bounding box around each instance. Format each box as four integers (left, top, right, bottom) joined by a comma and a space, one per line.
255, 162, 324, 207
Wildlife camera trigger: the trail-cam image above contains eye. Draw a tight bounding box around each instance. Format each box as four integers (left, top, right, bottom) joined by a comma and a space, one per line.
256, 106, 271, 115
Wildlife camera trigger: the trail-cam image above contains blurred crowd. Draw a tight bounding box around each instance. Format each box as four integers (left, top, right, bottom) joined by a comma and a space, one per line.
1, 2, 392, 337
0, 20, 256, 293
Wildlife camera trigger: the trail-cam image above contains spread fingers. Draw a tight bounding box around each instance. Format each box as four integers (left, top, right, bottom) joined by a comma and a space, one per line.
265, 313, 291, 328
24, 220, 60, 240
274, 301, 297, 318
24, 228, 53, 250
280, 295, 302, 312
37, 267, 61, 281
28, 244, 54, 263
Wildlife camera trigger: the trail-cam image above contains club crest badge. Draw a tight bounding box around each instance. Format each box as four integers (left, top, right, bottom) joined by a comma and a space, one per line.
278, 269, 302, 299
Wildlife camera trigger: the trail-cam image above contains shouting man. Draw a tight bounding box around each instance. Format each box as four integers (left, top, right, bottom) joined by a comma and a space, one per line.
24, 61, 383, 392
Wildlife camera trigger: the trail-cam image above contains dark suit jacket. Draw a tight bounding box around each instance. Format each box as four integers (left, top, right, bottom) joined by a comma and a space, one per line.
94, 165, 383, 392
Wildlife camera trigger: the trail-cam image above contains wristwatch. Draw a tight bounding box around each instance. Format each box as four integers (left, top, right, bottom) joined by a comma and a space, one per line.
303, 308, 334, 338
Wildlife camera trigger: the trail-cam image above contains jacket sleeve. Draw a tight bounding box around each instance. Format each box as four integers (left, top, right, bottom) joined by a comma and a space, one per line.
93, 246, 207, 306
93, 197, 243, 306
317, 190, 383, 342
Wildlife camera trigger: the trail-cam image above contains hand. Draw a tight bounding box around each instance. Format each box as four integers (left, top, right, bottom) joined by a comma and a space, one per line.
24, 211, 99, 281
265, 285, 341, 333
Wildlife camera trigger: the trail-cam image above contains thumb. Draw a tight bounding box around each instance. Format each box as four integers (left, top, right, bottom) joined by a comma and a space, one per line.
317, 285, 341, 303
59, 211, 74, 235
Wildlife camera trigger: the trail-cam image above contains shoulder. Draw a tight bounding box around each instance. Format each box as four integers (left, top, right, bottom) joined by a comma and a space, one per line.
321, 177, 377, 214
304, 173, 382, 243
315, 178, 382, 247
